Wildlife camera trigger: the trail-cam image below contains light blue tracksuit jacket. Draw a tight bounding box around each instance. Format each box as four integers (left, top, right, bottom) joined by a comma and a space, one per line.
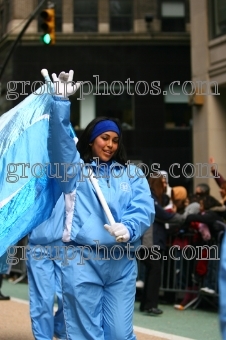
26, 193, 66, 340
48, 96, 155, 340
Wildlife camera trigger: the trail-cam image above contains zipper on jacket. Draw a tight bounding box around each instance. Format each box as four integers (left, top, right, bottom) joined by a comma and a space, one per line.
107, 178, 110, 188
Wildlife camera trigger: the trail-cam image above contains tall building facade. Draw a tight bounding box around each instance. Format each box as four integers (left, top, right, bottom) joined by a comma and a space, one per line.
190, 0, 226, 199
0, 0, 192, 189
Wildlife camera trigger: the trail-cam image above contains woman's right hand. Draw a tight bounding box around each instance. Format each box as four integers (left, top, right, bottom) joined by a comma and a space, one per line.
209, 157, 216, 171
41, 69, 81, 98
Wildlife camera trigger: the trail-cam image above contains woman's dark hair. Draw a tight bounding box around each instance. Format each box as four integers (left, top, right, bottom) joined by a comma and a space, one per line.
77, 116, 127, 164
195, 183, 210, 196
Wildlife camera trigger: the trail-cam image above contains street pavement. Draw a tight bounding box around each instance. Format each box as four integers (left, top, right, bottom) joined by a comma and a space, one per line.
0, 279, 221, 340
0, 299, 177, 340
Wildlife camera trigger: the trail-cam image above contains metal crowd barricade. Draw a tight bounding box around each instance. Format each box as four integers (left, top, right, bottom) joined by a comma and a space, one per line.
159, 230, 223, 309
160, 232, 200, 294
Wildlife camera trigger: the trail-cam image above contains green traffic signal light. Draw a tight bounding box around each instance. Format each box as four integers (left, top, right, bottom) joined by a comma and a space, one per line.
41, 33, 51, 44
40, 8, 55, 45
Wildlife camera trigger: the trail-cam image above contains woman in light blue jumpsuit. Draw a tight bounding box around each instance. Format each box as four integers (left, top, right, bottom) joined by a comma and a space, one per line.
44, 70, 155, 340
26, 193, 66, 340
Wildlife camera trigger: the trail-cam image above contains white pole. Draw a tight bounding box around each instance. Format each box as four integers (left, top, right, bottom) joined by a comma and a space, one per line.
89, 175, 115, 226
89, 173, 123, 242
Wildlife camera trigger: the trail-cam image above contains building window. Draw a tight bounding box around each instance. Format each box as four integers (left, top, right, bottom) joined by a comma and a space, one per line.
38, 0, 62, 32
0, 9, 4, 38
110, 0, 133, 32
70, 84, 134, 130
161, 1, 185, 32
209, 0, 226, 38
54, 0, 63, 32
74, 0, 98, 32
164, 84, 192, 129
0, 0, 10, 38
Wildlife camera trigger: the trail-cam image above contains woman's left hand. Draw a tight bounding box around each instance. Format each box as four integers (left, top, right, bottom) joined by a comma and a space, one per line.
104, 223, 130, 242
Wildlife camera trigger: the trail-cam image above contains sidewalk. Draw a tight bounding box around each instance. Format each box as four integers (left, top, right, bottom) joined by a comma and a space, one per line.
0, 279, 222, 340
0, 299, 192, 340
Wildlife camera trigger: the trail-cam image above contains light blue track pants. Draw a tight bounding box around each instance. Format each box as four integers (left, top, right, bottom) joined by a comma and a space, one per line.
62, 245, 137, 340
26, 241, 66, 340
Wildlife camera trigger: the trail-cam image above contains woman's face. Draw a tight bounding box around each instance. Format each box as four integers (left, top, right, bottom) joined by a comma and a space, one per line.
91, 131, 119, 162
161, 177, 167, 193
199, 200, 205, 212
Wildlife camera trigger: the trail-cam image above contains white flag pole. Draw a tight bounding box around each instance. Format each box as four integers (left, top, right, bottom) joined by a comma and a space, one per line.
89, 174, 115, 226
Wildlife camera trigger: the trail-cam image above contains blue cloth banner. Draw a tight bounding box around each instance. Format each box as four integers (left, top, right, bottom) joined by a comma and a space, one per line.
0, 85, 62, 257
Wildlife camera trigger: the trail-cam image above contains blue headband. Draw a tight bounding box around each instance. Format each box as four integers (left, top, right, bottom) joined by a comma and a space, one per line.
89, 120, 120, 142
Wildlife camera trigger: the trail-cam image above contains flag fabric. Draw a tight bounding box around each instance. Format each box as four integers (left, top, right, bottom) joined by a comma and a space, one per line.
0, 85, 62, 257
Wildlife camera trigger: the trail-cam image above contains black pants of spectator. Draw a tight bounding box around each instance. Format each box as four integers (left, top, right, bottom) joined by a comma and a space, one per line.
0, 273, 10, 300
0, 274, 3, 290
139, 248, 162, 311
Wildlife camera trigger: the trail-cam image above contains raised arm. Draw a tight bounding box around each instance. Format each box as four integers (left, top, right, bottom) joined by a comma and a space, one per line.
210, 157, 225, 187
41, 69, 82, 193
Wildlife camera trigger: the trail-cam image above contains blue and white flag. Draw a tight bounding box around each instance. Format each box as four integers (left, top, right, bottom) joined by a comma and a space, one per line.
0, 85, 62, 257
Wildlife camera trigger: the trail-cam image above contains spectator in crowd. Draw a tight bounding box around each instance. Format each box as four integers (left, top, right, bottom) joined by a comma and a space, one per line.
209, 157, 226, 206
189, 183, 210, 204
0, 271, 10, 301
174, 194, 224, 310
195, 183, 210, 196
0, 251, 10, 300
136, 170, 172, 290
169, 186, 201, 222
160, 170, 172, 203
219, 182, 226, 206
185, 195, 223, 237
169, 186, 203, 311
139, 176, 185, 315
209, 156, 225, 185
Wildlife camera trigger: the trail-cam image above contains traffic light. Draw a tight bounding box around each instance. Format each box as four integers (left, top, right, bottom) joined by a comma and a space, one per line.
40, 8, 55, 45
